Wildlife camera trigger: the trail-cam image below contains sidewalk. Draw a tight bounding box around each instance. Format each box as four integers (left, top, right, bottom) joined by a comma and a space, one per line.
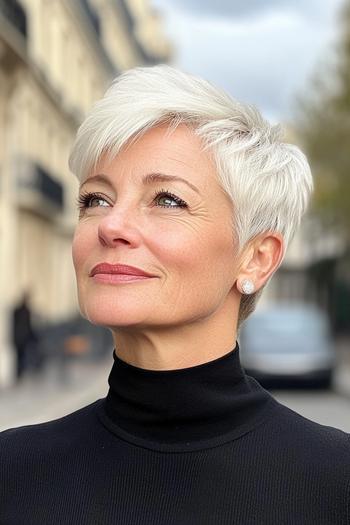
335, 335, 350, 363
0, 355, 112, 432
335, 336, 350, 397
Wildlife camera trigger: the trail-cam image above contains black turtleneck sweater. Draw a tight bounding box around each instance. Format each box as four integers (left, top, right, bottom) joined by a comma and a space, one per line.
1, 343, 349, 524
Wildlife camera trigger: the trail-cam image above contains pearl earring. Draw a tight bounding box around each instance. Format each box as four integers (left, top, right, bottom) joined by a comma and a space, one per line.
241, 279, 255, 295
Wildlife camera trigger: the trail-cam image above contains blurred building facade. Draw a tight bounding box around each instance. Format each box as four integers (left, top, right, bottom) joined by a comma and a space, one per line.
261, 126, 350, 333
0, 0, 171, 387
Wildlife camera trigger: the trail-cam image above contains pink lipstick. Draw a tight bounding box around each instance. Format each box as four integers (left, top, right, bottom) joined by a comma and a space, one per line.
90, 263, 156, 284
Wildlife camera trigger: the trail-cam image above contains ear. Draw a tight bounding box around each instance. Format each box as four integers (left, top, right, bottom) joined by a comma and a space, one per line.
236, 232, 285, 294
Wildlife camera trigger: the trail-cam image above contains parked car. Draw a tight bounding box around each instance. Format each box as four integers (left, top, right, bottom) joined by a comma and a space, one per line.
239, 303, 336, 389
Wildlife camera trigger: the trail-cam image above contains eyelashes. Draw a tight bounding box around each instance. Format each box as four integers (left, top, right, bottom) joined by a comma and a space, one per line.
152, 188, 188, 208
76, 191, 109, 211
76, 188, 188, 213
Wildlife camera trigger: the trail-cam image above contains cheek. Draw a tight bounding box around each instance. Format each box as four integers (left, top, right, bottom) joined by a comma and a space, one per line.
148, 227, 201, 269
72, 224, 94, 273
150, 223, 236, 276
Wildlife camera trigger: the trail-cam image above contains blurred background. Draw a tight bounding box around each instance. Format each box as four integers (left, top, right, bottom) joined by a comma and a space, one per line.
0, 0, 349, 431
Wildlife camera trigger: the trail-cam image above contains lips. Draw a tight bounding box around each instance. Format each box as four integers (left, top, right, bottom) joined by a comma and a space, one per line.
90, 263, 155, 278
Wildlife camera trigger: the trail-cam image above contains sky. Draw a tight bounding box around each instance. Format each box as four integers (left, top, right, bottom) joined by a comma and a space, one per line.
151, 0, 346, 122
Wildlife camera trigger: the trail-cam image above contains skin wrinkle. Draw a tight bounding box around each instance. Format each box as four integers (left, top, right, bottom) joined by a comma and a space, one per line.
72, 123, 283, 370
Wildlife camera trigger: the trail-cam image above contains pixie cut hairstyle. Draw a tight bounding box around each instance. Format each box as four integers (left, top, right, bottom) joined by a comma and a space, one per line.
69, 65, 313, 323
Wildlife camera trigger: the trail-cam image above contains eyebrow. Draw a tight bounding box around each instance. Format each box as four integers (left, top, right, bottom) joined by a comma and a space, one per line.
80, 172, 200, 194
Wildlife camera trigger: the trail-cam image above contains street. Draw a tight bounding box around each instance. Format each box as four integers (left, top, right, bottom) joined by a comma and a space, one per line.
271, 337, 350, 433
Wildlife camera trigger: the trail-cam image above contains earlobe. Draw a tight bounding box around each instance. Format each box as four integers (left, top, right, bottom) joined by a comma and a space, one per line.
236, 232, 284, 294
238, 279, 255, 295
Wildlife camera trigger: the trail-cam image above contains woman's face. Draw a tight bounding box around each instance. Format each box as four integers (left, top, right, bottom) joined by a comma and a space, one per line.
72, 124, 240, 330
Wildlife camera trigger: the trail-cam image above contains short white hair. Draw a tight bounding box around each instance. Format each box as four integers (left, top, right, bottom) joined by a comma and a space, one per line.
69, 64, 313, 322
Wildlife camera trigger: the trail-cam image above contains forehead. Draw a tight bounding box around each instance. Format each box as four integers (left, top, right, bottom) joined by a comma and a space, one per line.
92, 124, 218, 191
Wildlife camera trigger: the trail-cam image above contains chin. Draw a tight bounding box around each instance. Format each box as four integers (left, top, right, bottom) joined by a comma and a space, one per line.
79, 299, 154, 329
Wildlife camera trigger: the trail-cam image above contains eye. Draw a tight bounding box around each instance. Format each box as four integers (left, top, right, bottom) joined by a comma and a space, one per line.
153, 189, 188, 209
76, 189, 188, 213
76, 191, 110, 212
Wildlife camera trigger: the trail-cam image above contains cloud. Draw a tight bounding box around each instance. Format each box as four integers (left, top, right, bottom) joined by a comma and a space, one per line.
152, 0, 345, 121
155, 0, 340, 21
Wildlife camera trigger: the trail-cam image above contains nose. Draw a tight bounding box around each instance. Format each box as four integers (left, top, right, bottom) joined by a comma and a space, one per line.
97, 205, 142, 249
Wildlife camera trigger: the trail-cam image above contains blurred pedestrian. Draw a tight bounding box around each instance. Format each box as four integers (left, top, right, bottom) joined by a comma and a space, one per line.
11, 292, 38, 381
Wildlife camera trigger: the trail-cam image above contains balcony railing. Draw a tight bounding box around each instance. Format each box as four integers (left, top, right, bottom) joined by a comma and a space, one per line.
0, 0, 27, 39
16, 157, 64, 214
35, 164, 64, 210
117, 0, 162, 65
74, 0, 115, 75
79, 0, 100, 37
118, 0, 135, 34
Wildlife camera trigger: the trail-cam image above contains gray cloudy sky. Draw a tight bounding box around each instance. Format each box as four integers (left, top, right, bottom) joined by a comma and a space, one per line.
151, 0, 345, 122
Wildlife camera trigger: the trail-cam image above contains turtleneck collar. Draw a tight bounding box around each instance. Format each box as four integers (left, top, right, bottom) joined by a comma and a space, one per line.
100, 342, 276, 452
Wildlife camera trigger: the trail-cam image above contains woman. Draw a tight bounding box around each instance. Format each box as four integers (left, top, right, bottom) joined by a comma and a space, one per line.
1, 65, 349, 524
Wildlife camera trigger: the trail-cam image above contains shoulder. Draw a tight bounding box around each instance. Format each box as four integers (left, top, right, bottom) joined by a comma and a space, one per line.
269, 397, 350, 443
263, 397, 350, 477
0, 399, 106, 509
0, 398, 104, 457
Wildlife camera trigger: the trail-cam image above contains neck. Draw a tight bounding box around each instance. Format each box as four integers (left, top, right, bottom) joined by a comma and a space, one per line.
101, 339, 276, 450
112, 304, 239, 370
